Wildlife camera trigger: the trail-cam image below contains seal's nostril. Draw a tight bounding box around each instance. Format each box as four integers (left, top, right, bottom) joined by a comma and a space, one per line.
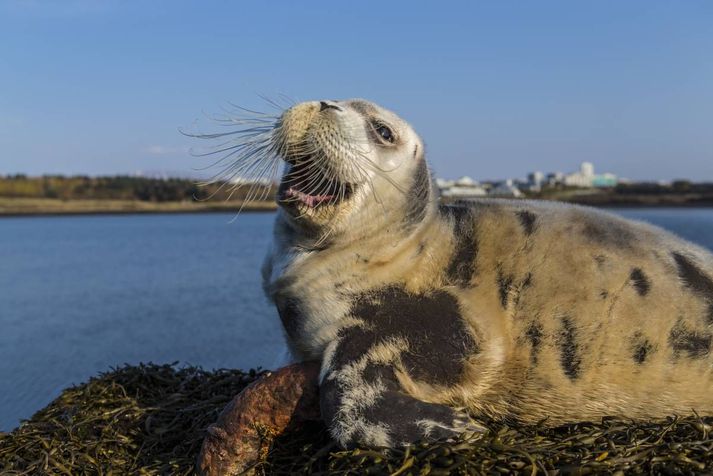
319, 101, 341, 112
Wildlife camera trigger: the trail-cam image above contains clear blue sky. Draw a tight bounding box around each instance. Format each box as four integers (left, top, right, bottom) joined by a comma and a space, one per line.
1, 0, 712, 181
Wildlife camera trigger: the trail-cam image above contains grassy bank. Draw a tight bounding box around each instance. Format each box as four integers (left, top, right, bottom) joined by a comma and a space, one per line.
0, 175, 278, 216
1, 363, 712, 475
535, 188, 713, 207
4, 194, 712, 218
0, 197, 276, 216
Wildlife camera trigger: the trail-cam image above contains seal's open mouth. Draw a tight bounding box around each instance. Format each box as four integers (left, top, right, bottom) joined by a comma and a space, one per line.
278, 159, 353, 210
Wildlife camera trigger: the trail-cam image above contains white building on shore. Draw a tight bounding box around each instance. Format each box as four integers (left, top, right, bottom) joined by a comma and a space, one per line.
438, 161, 618, 200
562, 162, 618, 188
437, 176, 488, 198
563, 162, 595, 187
489, 179, 524, 198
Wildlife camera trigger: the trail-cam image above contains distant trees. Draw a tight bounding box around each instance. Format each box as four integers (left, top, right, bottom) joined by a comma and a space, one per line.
0, 175, 277, 203
615, 181, 713, 195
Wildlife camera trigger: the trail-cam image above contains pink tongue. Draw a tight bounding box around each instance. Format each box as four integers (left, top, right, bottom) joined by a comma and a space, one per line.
287, 187, 336, 206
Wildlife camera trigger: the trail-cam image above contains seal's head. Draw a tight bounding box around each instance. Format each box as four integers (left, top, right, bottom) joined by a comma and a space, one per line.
274, 99, 433, 239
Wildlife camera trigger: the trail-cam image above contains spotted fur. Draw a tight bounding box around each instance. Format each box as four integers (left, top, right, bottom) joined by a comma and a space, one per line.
629, 268, 651, 296
517, 210, 538, 235
442, 206, 478, 287
673, 252, 713, 324
263, 99, 713, 449
557, 316, 582, 380
630, 332, 656, 364
404, 157, 431, 227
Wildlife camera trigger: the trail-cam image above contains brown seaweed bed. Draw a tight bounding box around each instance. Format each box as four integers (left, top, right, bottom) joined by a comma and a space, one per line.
1, 363, 712, 475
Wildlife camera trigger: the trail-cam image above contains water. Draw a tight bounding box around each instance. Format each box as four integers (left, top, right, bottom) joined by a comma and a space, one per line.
0, 212, 283, 431
1, 208, 713, 431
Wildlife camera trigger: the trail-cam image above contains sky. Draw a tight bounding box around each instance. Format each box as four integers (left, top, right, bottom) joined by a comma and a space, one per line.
1, 0, 712, 182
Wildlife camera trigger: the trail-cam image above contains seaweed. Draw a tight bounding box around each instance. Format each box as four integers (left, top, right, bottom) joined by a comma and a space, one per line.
2, 363, 713, 475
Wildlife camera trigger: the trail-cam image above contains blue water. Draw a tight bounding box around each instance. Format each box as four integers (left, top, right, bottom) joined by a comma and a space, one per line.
1, 208, 713, 431
0, 213, 283, 431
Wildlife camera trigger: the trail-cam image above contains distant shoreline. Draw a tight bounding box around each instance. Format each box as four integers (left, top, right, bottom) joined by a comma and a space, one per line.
448, 193, 713, 209
2, 196, 712, 218
558, 194, 713, 209
0, 198, 277, 217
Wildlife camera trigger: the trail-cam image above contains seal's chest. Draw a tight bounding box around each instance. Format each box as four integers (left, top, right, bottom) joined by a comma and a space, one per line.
275, 295, 304, 341
270, 262, 358, 358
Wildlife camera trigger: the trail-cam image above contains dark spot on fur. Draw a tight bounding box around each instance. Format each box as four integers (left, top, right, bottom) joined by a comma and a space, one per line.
672, 252, 713, 324
599, 290, 609, 299
512, 273, 533, 307
633, 343, 652, 364
441, 206, 478, 287
557, 316, 581, 380
358, 390, 460, 447
276, 297, 303, 340
668, 319, 711, 359
355, 253, 369, 264
361, 362, 398, 388
630, 332, 655, 364
335, 286, 478, 386
594, 255, 607, 266
331, 325, 376, 370
629, 268, 651, 296
525, 321, 543, 364
322, 286, 478, 447
404, 158, 431, 227
582, 218, 635, 249
497, 268, 514, 308
517, 210, 537, 235
319, 376, 341, 429
348, 100, 377, 116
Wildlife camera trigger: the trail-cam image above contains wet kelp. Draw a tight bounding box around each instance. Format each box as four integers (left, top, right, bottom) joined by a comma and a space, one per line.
1, 363, 712, 475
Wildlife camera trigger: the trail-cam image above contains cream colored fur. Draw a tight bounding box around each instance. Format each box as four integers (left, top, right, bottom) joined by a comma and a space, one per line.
262, 99, 713, 445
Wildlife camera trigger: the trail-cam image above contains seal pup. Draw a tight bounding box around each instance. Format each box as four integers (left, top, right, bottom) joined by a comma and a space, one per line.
259, 99, 713, 448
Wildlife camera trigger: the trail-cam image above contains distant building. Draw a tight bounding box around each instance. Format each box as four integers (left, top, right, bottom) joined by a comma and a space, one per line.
592, 173, 618, 188
564, 162, 618, 188
564, 162, 595, 187
489, 179, 524, 198
437, 176, 487, 198
526, 171, 545, 192
528, 171, 545, 186
437, 160, 618, 198
546, 172, 565, 186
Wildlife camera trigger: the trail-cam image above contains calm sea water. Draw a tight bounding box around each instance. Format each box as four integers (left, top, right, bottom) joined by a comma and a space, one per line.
1, 208, 713, 431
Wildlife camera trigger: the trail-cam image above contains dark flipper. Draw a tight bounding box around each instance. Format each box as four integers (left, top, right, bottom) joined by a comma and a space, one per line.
320, 320, 483, 448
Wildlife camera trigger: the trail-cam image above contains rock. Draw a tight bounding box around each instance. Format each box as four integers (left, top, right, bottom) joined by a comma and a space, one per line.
196, 361, 321, 475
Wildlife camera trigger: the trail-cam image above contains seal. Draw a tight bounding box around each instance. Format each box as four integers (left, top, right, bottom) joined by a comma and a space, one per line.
260, 99, 713, 448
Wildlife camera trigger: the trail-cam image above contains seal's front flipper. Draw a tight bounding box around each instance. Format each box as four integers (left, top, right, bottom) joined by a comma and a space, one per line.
320, 362, 484, 448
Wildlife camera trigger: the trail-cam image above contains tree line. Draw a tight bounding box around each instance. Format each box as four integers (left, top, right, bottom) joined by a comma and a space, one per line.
0, 175, 277, 202
614, 180, 713, 195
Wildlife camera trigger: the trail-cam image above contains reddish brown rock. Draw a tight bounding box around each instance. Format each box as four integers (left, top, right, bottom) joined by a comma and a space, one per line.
197, 361, 321, 476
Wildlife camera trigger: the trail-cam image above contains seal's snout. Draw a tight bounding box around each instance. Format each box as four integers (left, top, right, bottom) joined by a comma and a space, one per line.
276, 102, 320, 160
319, 101, 342, 112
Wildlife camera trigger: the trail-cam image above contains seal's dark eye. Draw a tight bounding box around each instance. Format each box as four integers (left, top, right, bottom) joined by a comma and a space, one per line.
374, 124, 394, 143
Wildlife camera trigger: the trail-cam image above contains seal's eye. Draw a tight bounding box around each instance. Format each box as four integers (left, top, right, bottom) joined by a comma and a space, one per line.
373, 123, 395, 143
